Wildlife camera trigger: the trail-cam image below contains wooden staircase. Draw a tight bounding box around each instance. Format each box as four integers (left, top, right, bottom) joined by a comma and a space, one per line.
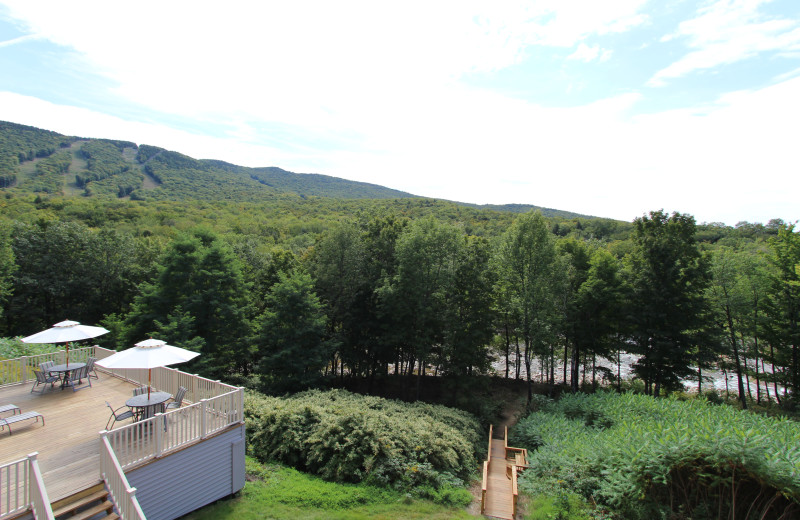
50, 483, 119, 520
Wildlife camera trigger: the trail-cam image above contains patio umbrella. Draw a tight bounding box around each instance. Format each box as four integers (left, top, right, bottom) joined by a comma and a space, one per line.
96, 338, 200, 399
22, 319, 109, 366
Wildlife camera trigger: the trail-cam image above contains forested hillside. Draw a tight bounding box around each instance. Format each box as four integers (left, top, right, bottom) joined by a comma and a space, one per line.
0, 121, 591, 219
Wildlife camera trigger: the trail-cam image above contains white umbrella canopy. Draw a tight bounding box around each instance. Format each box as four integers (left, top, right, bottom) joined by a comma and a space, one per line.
22, 320, 109, 365
96, 338, 200, 398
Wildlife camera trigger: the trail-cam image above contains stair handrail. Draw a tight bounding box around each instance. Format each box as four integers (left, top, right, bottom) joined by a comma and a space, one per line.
0, 452, 54, 520
99, 433, 146, 520
480, 425, 494, 515
28, 453, 55, 520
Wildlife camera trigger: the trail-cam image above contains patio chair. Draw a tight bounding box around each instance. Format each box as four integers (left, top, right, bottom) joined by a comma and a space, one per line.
30, 369, 58, 393
86, 357, 99, 379
166, 386, 187, 410
39, 360, 54, 372
105, 401, 135, 430
64, 365, 92, 392
132, 386, 152, 396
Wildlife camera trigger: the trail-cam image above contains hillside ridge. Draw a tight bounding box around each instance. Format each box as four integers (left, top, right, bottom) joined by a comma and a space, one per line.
0, 120, 590, 218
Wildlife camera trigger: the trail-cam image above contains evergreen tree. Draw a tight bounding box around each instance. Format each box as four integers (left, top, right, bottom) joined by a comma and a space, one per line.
255, 271, 329, 393
124, 229, 251, 378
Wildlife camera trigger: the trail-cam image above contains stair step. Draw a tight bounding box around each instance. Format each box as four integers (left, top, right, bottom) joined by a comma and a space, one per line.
69, 500, 115, 520
50, 482, 105, 512
52, 489, 108, 517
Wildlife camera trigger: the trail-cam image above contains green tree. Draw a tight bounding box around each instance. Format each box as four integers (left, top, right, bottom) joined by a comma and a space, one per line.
378, 217, 462, 400
442, 235, 496, 375
626, 210, 714, 395
0, 223, 15, 332
498, 211, 561, 403
764, 223, 800, 397
124, 229, 251, 378
709, 247, 750, 408
310, 221, 369, 378
573, 247, 625, 392
255, 271, 329, 393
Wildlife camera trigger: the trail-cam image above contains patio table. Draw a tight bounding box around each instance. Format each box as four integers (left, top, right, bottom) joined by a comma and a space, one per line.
126, 391, 171, 421
48, 362, 86, 390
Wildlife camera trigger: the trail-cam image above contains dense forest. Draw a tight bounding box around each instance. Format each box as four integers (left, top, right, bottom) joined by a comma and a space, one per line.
1, 121, 799, 517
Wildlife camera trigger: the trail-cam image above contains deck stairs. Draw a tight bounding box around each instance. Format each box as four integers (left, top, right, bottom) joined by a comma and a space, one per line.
51, 482, 119, 520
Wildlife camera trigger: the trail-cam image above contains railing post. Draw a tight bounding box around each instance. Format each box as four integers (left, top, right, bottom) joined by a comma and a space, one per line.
27, 452, 55, 520
99, 430, 108, 479
155, 413, 164, 457
126, 486, 138, 519
21, 356, 27, 383
200, 399, 208, 438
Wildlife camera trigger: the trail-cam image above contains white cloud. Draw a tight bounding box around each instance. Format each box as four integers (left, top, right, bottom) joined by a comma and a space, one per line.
649, 0, 800, 86
567, 43, 613, 62
0, 33, 38, 47
0, 1, 796, 225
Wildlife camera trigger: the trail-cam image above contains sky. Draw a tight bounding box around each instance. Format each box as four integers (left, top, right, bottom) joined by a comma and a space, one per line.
0, 0, 798, 225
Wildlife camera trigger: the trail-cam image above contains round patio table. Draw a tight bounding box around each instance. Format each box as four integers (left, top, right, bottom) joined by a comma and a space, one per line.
48, 362, 86, 389
126, 391, 172, 421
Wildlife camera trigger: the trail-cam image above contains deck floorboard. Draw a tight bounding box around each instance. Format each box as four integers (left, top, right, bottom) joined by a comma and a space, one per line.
0, 373, 143, 502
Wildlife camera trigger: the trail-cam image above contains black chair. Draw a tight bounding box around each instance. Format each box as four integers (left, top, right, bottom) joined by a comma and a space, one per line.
105, 401, 135, 430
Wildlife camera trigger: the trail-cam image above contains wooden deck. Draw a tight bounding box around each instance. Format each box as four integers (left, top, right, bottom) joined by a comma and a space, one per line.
0, 373, 142, 502
483, 438, 515, 519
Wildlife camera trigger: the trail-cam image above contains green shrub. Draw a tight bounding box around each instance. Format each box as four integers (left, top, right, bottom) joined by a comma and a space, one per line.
245, 389, 480, 493
513, 391, 800, 519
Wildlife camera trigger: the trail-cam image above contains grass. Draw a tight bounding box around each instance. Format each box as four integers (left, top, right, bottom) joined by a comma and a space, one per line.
181, 457, 477, 520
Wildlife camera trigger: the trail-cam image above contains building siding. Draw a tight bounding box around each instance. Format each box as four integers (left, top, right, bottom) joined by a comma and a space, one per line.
125, 424, 245, 520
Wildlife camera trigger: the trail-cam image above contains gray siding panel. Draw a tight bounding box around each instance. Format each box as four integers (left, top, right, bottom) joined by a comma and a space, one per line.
125, 424, 245, 520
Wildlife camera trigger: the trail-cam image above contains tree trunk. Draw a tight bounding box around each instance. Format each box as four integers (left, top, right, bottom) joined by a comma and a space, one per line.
570, 342, 580, 393
504, 321, 511, 379
698, 365, 702, 394
725, 305, 747, 410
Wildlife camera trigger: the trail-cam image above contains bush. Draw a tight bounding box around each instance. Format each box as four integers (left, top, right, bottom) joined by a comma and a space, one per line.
512, 391, 800, 519
245, 389, 480, 493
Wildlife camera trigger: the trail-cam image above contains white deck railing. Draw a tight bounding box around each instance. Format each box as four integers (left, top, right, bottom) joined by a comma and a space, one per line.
100, 436, 145, 520
93, 346, 238, 404
0, 346, 95, 388
0, 345, 244, 519
0, 452, 54, 520
104, 389, 244, 469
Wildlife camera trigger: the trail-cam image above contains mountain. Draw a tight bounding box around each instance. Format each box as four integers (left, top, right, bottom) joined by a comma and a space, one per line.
0, 120, 588, 218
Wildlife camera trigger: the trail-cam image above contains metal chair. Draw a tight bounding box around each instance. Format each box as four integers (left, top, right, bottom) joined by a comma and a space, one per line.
30, 369, 58, 393
166, 386, 187, 410
86, 357, 99, 380
105, 401, 135, 430
64, 365, 92, 392
132, 386, 151, 396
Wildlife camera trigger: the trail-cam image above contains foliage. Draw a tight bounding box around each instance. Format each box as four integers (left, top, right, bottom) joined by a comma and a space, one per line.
0, 337, 53, 358
255, 270, 330, 393
512, 392, 800, 519
498, 210, 563, 400
123, 228, 251, 377
181, 456, 475, 520
245, 389, 480, 492
626, 210, 717, 395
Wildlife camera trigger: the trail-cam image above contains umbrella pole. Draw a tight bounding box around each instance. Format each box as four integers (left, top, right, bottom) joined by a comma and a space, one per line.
66, 342, 69, 366
148, 369, 151, 399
